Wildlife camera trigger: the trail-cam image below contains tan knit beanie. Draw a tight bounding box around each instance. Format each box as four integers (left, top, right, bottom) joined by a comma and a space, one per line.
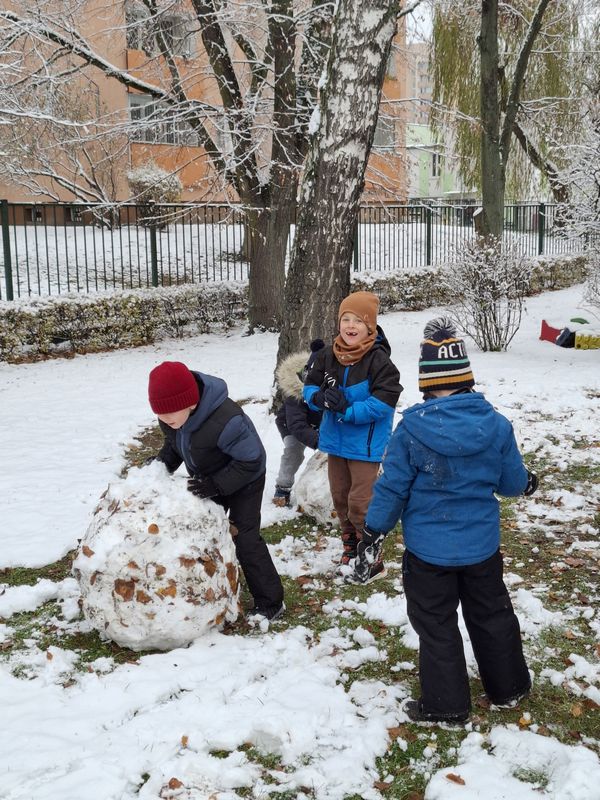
338, 291, 379, 334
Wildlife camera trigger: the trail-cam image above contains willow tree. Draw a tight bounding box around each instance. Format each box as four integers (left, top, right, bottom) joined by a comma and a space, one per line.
431, 0, 580, 235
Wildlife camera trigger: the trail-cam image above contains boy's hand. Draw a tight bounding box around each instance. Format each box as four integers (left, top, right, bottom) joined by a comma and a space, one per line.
310, 390, 327, 409
523, 470, 538, 496
187, 476, 218, 499
323, 387, 348, 413
346, 527, 385, 584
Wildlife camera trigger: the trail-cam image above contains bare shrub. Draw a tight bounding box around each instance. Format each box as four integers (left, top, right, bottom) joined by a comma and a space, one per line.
127, 163, 182, 227
446, 238, 532, 351
583, 247, 600, 315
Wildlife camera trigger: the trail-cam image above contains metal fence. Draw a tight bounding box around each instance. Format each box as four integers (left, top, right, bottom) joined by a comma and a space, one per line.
0, 200, 581, 301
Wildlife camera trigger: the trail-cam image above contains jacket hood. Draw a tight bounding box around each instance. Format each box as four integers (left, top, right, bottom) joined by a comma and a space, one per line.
402, 393, 497, 457
276, 351, 310, 401
373, 325, 391, 356
185, 372, 228, 432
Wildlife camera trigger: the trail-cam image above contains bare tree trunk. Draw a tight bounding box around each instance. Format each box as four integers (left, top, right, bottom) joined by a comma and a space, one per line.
277, 0, 399, 362
246, 196, 293, 331
479, 0, 504, 240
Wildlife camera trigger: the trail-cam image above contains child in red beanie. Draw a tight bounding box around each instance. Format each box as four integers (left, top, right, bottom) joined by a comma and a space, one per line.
303, 291, 402, 575
148, 361, 284, 622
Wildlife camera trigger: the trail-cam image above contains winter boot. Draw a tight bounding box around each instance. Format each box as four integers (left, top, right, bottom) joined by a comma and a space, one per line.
272, 486, 291, 507
340, 528, 358, 565
404, 699, 469, 725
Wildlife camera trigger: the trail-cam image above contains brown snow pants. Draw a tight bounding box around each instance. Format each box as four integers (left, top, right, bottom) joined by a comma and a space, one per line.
327, 455, 380, 536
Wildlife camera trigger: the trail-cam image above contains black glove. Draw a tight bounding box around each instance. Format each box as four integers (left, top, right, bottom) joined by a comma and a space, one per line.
324, 387, 348, 413
523, 471, 538, 496
310, 390, 327, 409
346, 526, 385, 584
187, 476, 219, 499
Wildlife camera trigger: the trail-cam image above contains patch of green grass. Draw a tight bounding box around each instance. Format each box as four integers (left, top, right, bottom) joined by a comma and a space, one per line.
0, 550, 75, 588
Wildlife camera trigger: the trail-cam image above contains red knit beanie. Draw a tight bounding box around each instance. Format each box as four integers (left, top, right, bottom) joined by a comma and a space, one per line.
148, 361, 200, 414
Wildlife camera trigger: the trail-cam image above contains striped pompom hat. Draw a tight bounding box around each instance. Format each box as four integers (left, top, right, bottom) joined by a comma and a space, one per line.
418, 317, 475, 394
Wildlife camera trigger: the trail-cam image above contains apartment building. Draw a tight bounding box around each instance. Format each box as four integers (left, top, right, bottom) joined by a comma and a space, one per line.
0, 1, 408, 208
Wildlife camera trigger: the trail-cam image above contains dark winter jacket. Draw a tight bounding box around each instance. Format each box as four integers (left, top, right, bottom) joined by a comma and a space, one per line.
303, 326, 402, 462
157, 372, 266, 497
275, 351, 322, 449
365, 392, 529, 566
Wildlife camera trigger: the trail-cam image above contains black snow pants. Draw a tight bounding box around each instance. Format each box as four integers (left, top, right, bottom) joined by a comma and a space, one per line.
402, 548, 531, 716
214, 474, 284, 614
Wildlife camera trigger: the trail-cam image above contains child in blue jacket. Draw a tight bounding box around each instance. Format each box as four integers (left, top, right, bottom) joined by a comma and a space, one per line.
304, 291, 402, 569
350, 318, 537, 723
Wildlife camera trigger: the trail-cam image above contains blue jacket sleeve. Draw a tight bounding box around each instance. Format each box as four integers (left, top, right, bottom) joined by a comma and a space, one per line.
365, 425, 416, 534
496, 423, 529, 497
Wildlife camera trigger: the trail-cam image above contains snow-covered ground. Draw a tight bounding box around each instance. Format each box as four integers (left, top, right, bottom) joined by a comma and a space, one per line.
0, 284, 598, 799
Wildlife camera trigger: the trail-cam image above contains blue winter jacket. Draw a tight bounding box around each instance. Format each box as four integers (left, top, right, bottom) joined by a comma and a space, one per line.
303, 328, 402, 462
365, 392, 529, 566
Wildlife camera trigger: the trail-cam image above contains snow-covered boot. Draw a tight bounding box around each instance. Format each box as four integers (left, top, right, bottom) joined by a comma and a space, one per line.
272, 485, 291, 507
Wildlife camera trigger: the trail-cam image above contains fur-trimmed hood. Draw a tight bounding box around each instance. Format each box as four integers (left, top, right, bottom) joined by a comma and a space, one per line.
276, 351, 310, 401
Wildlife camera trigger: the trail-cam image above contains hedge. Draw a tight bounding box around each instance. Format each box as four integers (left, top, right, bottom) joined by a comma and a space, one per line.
0, 254, 587, 363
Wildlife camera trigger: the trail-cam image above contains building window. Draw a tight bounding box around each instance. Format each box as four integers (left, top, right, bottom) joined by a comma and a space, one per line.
432, 152, 442, 177
128, 94, 200, 146
125, 3, 194, 58
373, 116, 395, 152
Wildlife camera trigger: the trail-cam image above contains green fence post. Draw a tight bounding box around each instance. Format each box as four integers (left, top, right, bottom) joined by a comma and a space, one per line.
149, 203, 159, 287
425, 206, 432, 266
1, 200, 14, 301
537, 201, 546, 255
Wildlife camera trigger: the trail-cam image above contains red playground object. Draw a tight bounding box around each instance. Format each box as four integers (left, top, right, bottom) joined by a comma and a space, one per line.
540, 319, 562, 343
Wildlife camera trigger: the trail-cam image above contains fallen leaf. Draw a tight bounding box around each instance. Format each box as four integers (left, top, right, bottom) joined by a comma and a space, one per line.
564, 557, 585, 567
178, 556, 196, 568
570, 703, 583, 717
387, 726, 408, 740
518, 715, 532, 727
565, 630, 577, 640
167, 777, 183, 789
181, 735, 189, 748
46, 650, 53, 661
446, 773, 466, 785
114, 578, 135, 601
127, 561, 140, 570
136, 590, 152, 604
202, 559, 217, 577
82, 545, 95, 557
157, 583, 177, 599
373, 780, 393, 790
148, 523, 159, 534
226, 562, 238, 593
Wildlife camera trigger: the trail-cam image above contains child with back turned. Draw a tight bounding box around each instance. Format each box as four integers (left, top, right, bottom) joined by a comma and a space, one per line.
350, 318, 538, 723
303, 291, 402, 572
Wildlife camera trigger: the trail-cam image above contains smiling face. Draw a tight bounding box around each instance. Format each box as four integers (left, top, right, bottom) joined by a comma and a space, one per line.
339, 312, 370, 346
157, 405, 196, 429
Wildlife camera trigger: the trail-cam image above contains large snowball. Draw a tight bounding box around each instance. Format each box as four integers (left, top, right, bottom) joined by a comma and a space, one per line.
294, 451, 338, 527
73, 462, 240, 651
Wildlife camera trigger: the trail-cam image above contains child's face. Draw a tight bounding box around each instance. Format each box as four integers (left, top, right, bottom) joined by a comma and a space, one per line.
157, 405, 196, 429
339, 312, 369, 346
